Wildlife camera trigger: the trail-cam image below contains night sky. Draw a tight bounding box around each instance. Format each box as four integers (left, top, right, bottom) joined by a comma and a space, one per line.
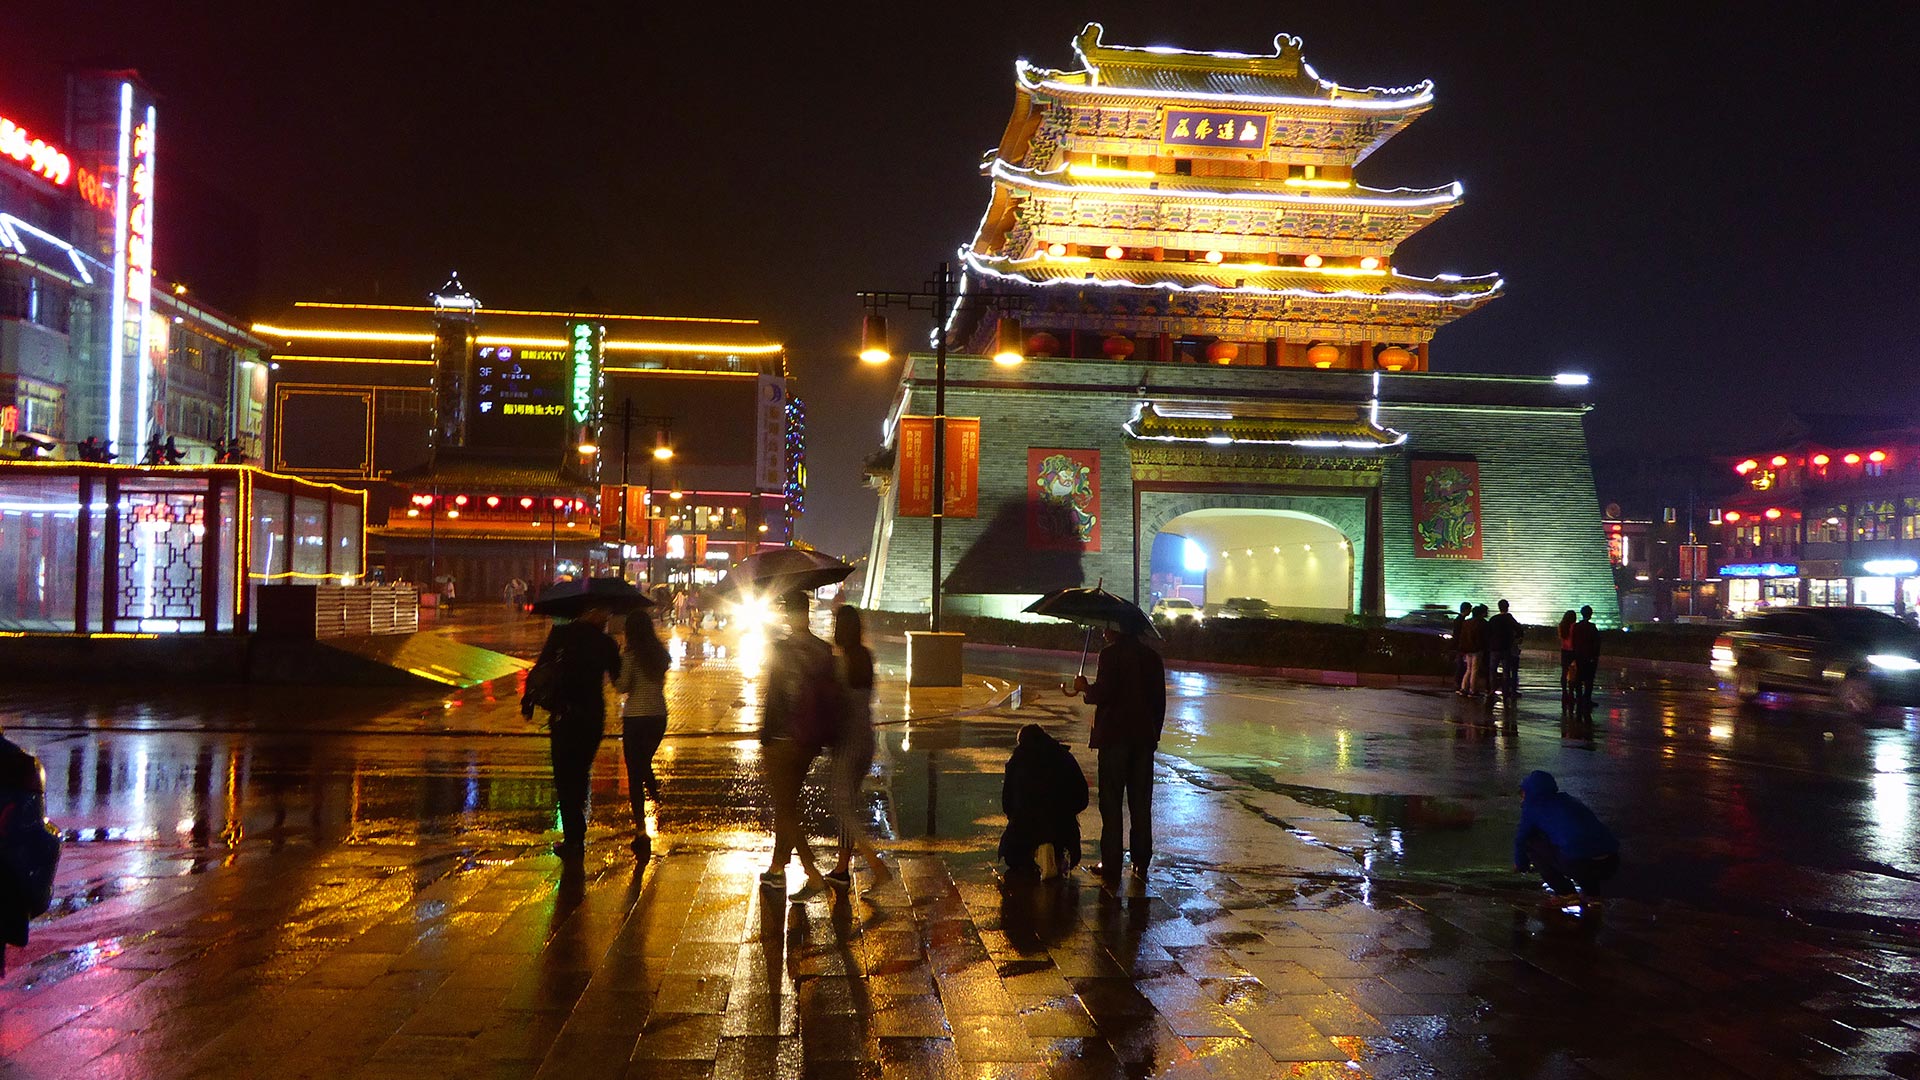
4, 4, 1914, 556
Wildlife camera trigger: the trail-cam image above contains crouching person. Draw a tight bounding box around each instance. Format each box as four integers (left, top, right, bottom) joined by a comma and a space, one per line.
998, 725, 1088, 880
1514, 770, 1619, 906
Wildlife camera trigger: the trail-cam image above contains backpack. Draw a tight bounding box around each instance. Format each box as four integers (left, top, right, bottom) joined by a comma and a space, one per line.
785, 646, 844, 750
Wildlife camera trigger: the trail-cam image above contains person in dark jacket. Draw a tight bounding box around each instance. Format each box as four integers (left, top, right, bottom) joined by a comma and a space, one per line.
1069, 627, 1167, 883
1457, 607, 1487, 697
524, 607, 622, 858
1514, 770, 1618, 902
998, 724, 1089, 879
1569, 605, 1602, 707
0, 731, 57, 970
758, 590, 835, 900
1486, 599, 1523, 701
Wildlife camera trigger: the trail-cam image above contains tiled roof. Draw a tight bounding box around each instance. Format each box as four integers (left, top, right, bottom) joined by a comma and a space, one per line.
1124, 401, 1404, 448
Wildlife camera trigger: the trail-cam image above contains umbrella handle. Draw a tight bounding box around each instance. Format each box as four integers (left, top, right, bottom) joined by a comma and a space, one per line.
1077, 626, 1093, 678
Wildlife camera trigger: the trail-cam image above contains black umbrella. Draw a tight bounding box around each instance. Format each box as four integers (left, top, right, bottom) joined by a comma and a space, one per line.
714, 548, 854, 599
1023, 586, 1159, 675
530, 576, 653, 619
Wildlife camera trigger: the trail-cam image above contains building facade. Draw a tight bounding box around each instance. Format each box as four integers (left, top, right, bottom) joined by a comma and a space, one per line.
2, 74, 265, 466
257, 280, 801, 598
863, 25, 1619, 626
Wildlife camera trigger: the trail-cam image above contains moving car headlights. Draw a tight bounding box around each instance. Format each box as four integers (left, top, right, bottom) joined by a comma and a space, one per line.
1866, 654, 1920, 672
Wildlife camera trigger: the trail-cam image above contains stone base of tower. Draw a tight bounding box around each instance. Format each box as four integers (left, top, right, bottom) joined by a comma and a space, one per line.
861, 357, 1620, 629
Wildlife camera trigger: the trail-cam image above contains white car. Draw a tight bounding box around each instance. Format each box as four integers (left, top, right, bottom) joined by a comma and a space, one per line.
1152, 597, 1203, 624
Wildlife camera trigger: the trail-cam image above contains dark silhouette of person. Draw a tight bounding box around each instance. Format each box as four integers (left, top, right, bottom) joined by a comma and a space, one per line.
1569, 605, 1602, 707
523, 606, 622, 858
1514, 770, 1618, 905
1486, 599, 1523, 700
0, 730, 59, 972
1452, 601, 1473, 688
1068, 626, 1166, 884
997, 724, 1088, 879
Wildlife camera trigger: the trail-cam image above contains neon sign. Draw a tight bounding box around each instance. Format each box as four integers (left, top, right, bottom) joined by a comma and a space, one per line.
0, 404, 17, 437
568, 321, 601, 426
0, 114, 70, 186
1861, 559, 1918, 577
1718, 563, 1797, 578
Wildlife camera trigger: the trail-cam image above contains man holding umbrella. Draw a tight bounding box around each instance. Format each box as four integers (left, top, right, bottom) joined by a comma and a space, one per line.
1038, 588, 1166, 885
523, 579, 636, 858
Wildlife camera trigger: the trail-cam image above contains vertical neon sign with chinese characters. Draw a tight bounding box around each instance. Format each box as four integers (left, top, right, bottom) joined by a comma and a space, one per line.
108, 84, 156, 452
567, 320, 602, 426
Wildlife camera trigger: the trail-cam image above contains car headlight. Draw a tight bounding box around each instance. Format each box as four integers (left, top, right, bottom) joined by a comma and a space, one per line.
1867, 653, 1920, 672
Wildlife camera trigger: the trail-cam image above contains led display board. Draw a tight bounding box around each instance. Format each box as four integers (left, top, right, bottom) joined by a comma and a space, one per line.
469, 344, 568, 448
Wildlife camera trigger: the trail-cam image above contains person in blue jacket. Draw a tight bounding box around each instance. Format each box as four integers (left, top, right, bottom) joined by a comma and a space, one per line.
1513, 770, 1619, 899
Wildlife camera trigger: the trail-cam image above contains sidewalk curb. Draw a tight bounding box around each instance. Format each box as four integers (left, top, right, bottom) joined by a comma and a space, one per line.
924, 638, 1453, 690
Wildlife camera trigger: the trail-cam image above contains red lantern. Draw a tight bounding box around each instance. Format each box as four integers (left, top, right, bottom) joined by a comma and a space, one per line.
1102, 335, 1135, 360
1724, 511, 1742, 523
1376, 346, 1413, 371
1205, 341, 1239, 364
1812, 454, 1830, 467
453, 495, 469, 506
1306, 343, 1341, 368
1735, 459, 1758, 475
519, 497, 534, 509
1869, 450, 1888, 463
485, 495, 501, 508
1025, 332, 1059, 357
1843, 453, 1862, 465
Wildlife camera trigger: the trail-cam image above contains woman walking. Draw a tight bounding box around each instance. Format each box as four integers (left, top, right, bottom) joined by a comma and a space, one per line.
615, 611, 672, 857
1557, 609, 1578, 701
826, 606, 890, 892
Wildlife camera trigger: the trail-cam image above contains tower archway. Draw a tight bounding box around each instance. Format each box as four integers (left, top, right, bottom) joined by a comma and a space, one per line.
1146, 507, 1356, 620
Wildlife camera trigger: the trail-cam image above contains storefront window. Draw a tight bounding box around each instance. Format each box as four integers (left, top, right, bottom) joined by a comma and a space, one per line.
0, 475, 81, 632
1807, 578, 1847, 606
1727, 578, 1759, 614
1764, 579, 1800, 606
1854, 577, 1896, 611
331, 499, 362, 580
292, 496, 327, 577
252, 488, 290, 579
1808, 506, 1849, 544
1901, 498, 1920, 540
1854, 500, 1896, 541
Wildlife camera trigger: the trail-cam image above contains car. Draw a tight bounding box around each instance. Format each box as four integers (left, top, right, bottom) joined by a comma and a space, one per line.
1212, 597, 1279, 620
1390, 607, 1459, 639
1713, 606, 1920, 715
1151, 597, 1203, 624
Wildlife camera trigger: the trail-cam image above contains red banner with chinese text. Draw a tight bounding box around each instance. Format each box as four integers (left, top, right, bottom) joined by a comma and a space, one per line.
896, 416, 979, 518
1410, 456, 1482, 560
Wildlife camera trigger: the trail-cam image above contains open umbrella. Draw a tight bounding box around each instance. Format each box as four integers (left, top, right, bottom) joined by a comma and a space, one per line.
530, 576, 654, 619
714, 548, 854, 599
1023, 586, 1159, 675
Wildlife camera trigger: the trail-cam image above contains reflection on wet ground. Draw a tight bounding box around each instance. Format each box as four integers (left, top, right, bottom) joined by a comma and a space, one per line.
0, 613, 1916, 1076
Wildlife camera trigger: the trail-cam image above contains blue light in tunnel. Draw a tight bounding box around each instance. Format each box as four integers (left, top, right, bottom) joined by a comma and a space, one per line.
1183, 538, 1207, 573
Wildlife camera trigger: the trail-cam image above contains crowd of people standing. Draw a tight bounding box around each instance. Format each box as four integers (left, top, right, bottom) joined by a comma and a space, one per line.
1454, 600, 1604, 708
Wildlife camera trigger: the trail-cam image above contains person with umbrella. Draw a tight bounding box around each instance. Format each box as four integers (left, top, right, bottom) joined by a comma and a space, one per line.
523, 580, 637, 859
757, 589, 837, 900
1031, 587, 1167, 886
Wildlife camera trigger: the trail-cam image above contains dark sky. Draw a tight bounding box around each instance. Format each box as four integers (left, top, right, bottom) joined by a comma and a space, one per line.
4, 4, 1915, 556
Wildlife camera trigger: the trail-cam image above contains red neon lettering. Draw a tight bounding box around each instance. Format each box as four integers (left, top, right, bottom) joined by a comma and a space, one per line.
0, 115, 71, 186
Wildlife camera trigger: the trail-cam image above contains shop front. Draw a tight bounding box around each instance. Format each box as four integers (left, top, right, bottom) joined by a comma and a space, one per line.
1721, 562, 1801, 614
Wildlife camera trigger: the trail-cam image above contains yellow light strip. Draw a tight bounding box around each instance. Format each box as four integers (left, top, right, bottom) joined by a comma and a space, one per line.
274, 355, 434, 366
252, 323, 435, 343
294, 301, 761, 324
1284, 177, 1354, 189
475, 335, 566, 348
603, 367, 761, 377
1221, 261, 1389, 277
604, 340, 783, 354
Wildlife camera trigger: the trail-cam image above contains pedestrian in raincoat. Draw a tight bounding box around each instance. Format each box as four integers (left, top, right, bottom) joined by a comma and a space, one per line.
1514, 770, 1619, 903
614, 611, 672, 857
998, 724, 1088, 880
825, 606, 889, 892
523, 606, 622, 858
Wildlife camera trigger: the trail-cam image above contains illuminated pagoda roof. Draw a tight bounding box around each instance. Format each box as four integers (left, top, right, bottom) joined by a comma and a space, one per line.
1124, 401, 1405, 450
956, 24, 1501, 368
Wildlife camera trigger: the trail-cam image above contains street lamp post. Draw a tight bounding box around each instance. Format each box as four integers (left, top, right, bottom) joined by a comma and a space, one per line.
858, 262, 1026, 632
613, 399, 675, 587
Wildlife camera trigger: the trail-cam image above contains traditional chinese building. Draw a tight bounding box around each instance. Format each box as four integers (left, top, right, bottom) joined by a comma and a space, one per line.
257, 279, 801, 598
863, 25, 1619, 626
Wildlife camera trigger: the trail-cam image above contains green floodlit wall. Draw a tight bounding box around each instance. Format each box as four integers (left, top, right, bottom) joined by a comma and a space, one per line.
864, 356, 1622, 628
1377, 403, 1621, 627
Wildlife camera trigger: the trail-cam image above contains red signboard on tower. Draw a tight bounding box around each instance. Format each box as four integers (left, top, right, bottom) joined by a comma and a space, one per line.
895, 416, 979, 518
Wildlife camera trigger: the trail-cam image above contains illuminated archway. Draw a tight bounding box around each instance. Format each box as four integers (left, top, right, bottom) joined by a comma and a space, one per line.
1149, 507, 1354, 619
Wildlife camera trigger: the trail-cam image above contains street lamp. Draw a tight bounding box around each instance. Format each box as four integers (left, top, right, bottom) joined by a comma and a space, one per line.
611, 399, 675, 587
858, 261, 1027, 632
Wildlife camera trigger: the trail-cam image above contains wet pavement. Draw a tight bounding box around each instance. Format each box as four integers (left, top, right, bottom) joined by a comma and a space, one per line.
0, 609, 1916, 1078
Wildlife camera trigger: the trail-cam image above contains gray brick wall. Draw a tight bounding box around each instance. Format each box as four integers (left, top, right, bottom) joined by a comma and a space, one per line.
868, 355, 1620, 626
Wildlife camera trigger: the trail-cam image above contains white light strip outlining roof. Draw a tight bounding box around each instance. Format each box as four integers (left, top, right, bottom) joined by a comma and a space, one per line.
1122, 402, 1407, 450
989, 160, 1460, 207
1017, 59, 1432, 111
0, 214, 96, 284
963, 250, 1502, 304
